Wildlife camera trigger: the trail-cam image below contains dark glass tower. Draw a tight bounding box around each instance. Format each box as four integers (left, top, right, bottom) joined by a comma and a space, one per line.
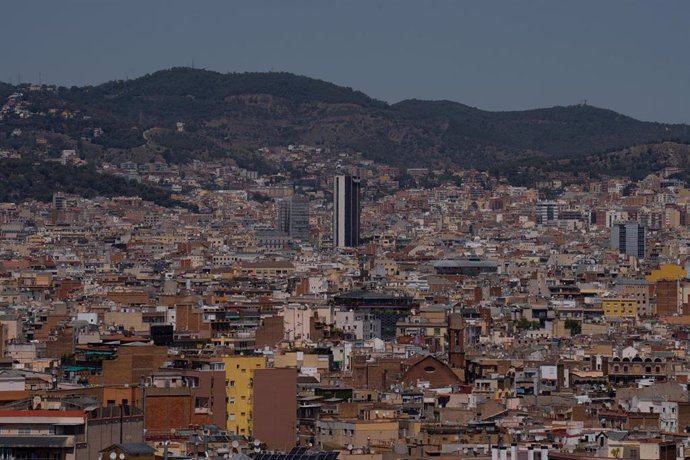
333, 175, 360, 248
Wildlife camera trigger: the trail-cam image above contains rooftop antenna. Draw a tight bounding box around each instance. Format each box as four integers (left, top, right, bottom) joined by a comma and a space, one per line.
38, 72, 42, 85
191, 59, 195, 69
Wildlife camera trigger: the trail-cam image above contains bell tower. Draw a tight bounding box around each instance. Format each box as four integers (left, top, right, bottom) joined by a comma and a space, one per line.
448, 312, 465, 369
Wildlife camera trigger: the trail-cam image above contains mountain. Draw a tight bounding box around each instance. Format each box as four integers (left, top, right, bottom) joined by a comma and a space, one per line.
1, 67, 688, 174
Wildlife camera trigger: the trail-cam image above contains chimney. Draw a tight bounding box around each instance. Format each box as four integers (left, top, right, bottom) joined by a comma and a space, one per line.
492, 446, 499, 460
528, 446, 534, 460
501, 446, 508, 460
541, 446, 549, 460
511, 443, 518, 460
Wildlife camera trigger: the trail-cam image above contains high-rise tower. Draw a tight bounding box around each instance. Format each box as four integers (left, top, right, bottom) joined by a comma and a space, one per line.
333, 175, 361, 248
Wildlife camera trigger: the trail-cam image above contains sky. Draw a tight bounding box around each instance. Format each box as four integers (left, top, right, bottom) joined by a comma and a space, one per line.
2, 0, 689, 123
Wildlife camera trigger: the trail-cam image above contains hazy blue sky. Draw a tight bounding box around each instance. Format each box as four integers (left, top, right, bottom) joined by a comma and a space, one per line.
2, 1, 688, 123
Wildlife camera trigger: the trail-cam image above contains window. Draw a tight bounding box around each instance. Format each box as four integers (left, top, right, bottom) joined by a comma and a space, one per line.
229, 380, 235, 387
18, 427, 32, 435
195, 397, 210, 410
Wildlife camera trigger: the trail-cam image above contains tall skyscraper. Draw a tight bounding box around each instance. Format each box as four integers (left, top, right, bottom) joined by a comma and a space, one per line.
334, 175, 361, 248
276, 194, 310, 241
611, 222, 645, 259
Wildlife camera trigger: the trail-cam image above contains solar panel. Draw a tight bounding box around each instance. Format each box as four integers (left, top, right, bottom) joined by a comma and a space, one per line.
253, 448, 338, 460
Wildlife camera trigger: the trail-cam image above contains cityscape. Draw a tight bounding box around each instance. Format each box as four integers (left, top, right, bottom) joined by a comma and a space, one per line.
1, 1, 690, 460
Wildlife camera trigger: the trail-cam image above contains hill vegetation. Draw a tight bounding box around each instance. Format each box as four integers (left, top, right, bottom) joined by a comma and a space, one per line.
0, 158, 194, 210
1, 67, 688, 181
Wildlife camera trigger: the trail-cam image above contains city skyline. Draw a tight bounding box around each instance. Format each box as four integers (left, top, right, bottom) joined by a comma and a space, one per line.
2, 2, 690, 458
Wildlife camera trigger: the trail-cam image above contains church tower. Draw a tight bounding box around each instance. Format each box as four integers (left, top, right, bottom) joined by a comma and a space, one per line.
448, 312, 465, 369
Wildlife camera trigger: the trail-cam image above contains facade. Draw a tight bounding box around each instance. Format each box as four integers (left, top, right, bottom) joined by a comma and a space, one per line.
536, 201, 559, 225
611, 222, 645, 260
315, 419, 399, 450
0, 409, 86, 460
602, 298, 638, 319
333, 175, 360, 248
447, 313, 465, 369
253, 368, 297, 452
277, 198, 290, 236
656, 279, 681, 316
333, 291, 416, 341
615, 279, 652, 317
277, 194, 310, 241
100, 345, 169, 386
222, 356, 267, 436
333, 310, 381, 340
85, 405, 144, 459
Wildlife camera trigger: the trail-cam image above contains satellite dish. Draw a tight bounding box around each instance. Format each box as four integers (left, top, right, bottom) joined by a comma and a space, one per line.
347, 444, 354, 451
119, 454, 126, 460
109, 453, 117, 460
254, 439, 261, 447
232, 440, 240, 448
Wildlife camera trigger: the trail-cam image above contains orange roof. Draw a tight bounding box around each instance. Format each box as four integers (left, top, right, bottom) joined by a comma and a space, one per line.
661, 315, 690, 325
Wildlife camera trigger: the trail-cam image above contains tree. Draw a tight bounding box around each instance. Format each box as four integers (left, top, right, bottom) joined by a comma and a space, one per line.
564, 319, 582, 336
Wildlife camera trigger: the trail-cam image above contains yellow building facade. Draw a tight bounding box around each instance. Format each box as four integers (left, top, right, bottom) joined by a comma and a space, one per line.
602, 298, 638, 319
222, 355, 267, 435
